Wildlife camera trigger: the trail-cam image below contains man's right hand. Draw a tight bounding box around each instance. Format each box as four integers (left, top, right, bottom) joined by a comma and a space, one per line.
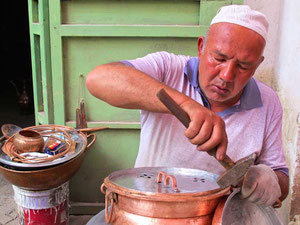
180, 99, 228, 161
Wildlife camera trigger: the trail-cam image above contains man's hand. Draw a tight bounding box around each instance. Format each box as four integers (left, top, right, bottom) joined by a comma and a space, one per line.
180, 99, 228, 160
241, 164, 281, 206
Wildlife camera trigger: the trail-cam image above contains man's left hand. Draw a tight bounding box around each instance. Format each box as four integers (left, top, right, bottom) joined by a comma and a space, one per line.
241, 164, 281, 206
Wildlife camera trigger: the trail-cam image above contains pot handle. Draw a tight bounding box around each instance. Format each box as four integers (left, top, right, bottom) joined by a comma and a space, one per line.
85, 133, 96, 151
100, 183, 107, 194
157, 171, 180, 193
105, 191, 118, 223
273, 199, 282, 208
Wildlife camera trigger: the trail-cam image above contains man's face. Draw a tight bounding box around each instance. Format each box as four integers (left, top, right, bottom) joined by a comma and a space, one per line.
198, 23, 265, 110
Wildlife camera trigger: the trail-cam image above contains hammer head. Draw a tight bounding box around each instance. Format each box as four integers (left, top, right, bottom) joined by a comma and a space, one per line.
217, 153, 256, 188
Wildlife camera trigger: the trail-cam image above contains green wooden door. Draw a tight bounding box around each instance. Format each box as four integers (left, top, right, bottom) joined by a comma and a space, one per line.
28, 0, 243, 214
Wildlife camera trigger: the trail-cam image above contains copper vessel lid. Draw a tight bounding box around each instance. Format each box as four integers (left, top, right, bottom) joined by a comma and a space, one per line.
106, 167, 222, 195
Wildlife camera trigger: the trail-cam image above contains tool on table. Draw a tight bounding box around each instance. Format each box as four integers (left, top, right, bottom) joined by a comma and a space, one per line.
79, 127, 108, 132
157, 88, 256, 188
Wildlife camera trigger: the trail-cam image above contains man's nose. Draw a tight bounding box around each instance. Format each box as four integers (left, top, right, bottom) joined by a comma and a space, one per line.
219, 61, 235, 82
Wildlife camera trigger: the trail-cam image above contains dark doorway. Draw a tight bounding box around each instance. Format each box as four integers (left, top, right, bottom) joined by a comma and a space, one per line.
0, 1, 35, 134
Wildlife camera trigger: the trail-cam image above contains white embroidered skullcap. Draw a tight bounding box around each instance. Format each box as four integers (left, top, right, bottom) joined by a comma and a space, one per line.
211, 5, 268, 41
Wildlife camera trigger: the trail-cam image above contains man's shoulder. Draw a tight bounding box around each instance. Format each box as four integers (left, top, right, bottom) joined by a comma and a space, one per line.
254, 79, 282, 112
127, 51, 193, 74
255, 79, 280, 99
145, 51, 192, 63
125, 51, 193, 67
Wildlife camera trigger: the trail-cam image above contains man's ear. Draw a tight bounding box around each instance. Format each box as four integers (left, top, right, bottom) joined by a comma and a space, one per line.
259, 56, 265, 64
197, 36, 205, 58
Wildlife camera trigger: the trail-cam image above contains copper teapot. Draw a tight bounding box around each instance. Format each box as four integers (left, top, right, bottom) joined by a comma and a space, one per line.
10, 79, 33, 115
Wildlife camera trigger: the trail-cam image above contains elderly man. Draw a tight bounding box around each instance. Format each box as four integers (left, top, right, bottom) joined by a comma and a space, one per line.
86, 4, 289, 223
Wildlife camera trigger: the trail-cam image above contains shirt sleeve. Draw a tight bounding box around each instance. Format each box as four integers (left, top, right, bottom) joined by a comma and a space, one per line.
120, 51, 190, 87
120, 51, 169, 82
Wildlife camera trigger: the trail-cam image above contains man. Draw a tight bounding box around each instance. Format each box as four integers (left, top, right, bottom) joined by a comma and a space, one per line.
86, 5, 289, 223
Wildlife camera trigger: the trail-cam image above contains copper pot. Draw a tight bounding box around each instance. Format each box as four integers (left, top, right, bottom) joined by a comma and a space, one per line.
101, 167, 230, 225
13, 130, 44, 153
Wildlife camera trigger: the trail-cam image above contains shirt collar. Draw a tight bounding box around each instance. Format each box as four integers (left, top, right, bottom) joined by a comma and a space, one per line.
184, 57, 262, 116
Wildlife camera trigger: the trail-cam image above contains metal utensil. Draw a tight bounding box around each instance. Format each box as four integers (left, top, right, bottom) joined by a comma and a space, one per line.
221, 188, 284, 225
0, 124, 22, 141
156, 89, 255, 188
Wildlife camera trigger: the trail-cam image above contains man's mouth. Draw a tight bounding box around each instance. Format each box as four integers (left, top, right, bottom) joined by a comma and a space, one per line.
211, 85, 230, 95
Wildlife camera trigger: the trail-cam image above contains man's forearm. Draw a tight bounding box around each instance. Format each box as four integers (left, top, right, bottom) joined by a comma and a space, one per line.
275, 170, 289, 201
86, 62, 189, 113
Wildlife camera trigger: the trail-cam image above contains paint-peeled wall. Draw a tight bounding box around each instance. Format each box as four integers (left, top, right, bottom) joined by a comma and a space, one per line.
275, 0, 300, 222
245, 0, 300, 223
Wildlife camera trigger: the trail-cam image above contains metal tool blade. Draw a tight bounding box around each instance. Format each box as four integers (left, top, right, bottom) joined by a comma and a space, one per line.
217, 153, 256, 188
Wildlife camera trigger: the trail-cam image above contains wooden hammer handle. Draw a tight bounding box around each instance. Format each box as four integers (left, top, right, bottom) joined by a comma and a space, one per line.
157, 89, 235, 170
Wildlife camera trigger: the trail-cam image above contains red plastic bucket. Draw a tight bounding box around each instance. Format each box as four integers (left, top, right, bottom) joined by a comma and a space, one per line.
13, 182, 69, 225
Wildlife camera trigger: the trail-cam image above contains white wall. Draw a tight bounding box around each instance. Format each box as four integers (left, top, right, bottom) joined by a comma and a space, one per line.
245, 0, 282, 87
245, 0, 300, 223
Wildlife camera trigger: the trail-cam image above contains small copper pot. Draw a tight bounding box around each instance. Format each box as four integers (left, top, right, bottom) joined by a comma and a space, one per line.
13, 130, 44, 153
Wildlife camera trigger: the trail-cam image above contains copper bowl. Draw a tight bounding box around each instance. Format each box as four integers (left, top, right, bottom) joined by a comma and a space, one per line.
13, 130, 44, 153
0, 142, 87, 190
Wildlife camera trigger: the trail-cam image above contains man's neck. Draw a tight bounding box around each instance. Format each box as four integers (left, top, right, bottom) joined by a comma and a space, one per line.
210, 104, 232, 113
209, 91, 243, 113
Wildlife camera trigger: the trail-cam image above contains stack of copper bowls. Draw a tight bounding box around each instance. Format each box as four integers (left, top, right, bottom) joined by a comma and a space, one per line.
0, 125, 94, 190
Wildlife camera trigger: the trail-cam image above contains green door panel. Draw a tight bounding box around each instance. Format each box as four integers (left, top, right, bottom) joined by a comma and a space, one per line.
61, 0, 200, 25
28, 0, 54, 124
70, 129, 140, 203
63, 37, 197, 123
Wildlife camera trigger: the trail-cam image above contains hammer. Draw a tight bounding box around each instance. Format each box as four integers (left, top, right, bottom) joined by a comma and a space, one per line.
157, 89, 256, 188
